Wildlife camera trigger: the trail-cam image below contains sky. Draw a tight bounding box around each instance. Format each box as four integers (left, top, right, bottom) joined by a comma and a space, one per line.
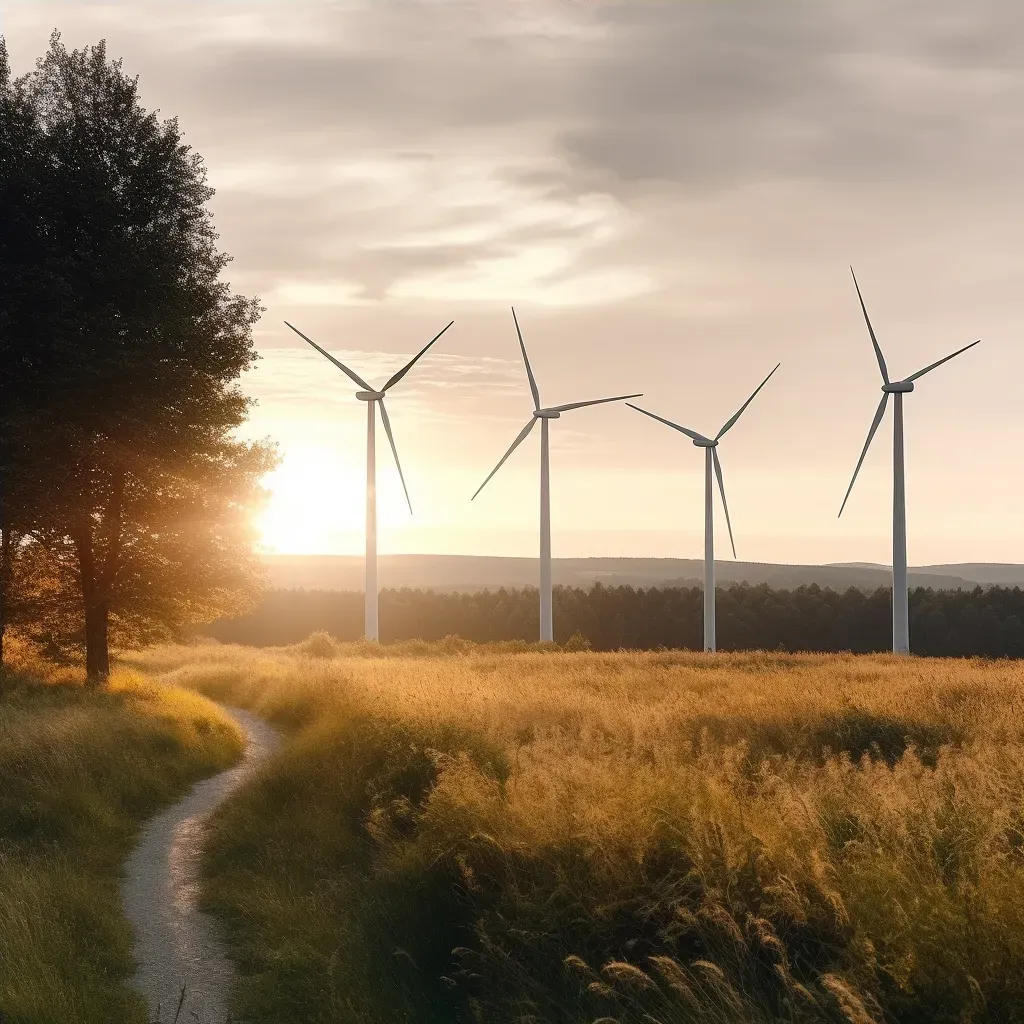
3, 0, 1023, 564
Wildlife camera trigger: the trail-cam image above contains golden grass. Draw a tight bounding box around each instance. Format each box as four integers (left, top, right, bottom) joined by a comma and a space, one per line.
128, 641, 1024, 1024
0, 639, 244, 1024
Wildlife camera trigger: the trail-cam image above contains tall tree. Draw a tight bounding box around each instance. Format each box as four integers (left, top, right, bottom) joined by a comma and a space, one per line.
0, 40, 42, 671
0, 33, 276, 683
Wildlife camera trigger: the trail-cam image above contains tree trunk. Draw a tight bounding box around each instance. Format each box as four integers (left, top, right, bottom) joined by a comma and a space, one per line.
84, 595, 110, 684
0, 595, 6, 682
0, 541, 6, 674
0, 477, 7, 678
75, 526, 110, 686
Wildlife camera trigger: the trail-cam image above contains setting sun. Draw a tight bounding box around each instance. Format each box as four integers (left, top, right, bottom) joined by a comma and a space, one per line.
255, 443, 423, 554
256, 445, 366, 554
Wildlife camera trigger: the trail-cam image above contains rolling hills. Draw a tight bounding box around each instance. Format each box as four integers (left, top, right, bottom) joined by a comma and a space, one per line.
262, 553, 1024, 593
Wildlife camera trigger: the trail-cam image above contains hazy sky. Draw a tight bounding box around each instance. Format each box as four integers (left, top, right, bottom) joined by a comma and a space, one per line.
4, 1, 1022, 564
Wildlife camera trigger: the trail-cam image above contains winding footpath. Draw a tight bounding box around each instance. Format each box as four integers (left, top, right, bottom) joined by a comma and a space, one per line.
122, 707, 280, 1024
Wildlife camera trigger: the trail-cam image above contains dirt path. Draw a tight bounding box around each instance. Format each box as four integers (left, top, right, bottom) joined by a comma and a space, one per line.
122, 706, 280, 1023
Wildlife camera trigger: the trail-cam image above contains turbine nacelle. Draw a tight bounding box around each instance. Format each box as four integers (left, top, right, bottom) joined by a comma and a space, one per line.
285, 317, 455, 520
626, 362, 781, 565
471, 308, 643, 642
471, 308, 641, 504
838, 267, 980, 521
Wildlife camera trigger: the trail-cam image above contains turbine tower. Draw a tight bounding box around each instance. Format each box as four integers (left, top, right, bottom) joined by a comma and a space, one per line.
472, 308, 641, 643
285, 319, 454, 641
627, 364, 780, 652
838, 268, 980, 655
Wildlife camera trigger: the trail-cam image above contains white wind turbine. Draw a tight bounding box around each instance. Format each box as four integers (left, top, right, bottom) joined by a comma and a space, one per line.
627, 363, 780, 652
472, 308, 641, 643
838, 268, 980, 654
284, 318, 454, 641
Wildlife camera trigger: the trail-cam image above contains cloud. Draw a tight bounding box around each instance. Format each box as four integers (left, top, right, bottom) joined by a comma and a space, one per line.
211, 148, 650, 306
241, 347, 529, 425
538, 1, 1024, 195
13, 0, 1023, 319
5, 0, 1024, 560
6, 1, 636, 312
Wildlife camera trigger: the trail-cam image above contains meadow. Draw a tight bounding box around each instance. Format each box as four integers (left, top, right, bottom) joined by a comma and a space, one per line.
0, 641, 244, 1024
129, 636, 1024, 1024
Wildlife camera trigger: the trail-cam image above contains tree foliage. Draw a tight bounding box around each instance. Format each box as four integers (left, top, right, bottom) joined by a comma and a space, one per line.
0, 33, 276, 681
204, 582, 1024, 658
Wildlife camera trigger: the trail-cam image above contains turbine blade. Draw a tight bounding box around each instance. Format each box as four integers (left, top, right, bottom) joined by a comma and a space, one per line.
377, 399, 412, 515
626, 403, 710, 444
838, 393, 889, 517
715, 363, 781, 440
905, 339, 981, 382
471, 418, 537, 501
511, 307, 541, 410
547, 393, 643, 413
851, 267, 889, 385
284, 321, 371, 390
382, 320, 455, 391
712, 448, 737, 559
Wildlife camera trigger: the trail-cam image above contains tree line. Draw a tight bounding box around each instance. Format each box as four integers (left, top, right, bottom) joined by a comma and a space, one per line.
201, 582, 1024, 657
1, 34, 273, 683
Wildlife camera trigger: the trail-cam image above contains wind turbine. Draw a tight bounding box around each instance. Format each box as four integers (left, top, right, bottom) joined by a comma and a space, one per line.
627, 363, 780, 652
471, 308, 641, 643
284, 318, 454, 641
838, 268, 980, 654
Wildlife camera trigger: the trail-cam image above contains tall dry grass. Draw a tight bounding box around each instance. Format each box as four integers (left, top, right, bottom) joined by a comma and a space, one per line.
129, 640, 1024, 1024
0, 638, 244, 1024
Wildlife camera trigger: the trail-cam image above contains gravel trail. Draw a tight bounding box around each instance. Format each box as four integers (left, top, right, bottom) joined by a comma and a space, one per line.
122, 706, 280, 1023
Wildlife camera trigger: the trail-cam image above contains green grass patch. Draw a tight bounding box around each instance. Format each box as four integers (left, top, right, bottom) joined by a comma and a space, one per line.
132, 641, 1024, 1024
0, 647, 244, 1024
200, 711, 509, 1024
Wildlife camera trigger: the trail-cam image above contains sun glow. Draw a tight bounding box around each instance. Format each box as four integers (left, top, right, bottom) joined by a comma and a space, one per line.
255, 441, 425, 555
256, 445, 366, 555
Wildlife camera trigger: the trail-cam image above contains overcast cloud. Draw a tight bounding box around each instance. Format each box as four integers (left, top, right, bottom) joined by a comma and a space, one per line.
3, 0, 1022, 562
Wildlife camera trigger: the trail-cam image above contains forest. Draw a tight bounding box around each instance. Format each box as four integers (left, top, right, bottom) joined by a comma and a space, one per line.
201, 581, 1024, 657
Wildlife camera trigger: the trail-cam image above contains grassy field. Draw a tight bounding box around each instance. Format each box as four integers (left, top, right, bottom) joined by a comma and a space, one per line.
132, 637, 1024, 1024
0, 641, 244, 1024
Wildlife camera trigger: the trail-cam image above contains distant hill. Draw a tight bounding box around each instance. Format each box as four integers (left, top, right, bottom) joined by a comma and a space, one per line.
916, 563, 1024, 587
828, 562, 1024, 587
261, 554, 1020, 593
